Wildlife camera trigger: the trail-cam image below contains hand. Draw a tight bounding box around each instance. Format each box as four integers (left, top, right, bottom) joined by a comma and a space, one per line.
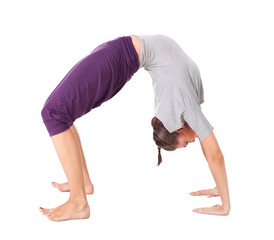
189, 186, 219, 198
192, 204, 230, 216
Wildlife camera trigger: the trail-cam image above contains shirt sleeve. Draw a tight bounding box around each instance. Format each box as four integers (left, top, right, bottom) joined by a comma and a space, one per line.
152, 71, 187, 133
183, 97, 214, 142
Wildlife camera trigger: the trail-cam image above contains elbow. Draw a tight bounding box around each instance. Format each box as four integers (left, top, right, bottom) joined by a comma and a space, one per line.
217, 152, 224, 161
207, 152, 224, 163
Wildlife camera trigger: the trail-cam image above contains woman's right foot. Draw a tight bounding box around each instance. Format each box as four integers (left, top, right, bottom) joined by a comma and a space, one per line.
51, 182, 94, 195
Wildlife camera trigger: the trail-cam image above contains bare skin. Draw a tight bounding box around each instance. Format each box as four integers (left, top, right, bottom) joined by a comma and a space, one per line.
189, 187, 227, 215
131, 35, 141, 65
39, 125, 90, 221
190, 186, 219, 198
175, 121, 197, 148
40, 36, 141, 222
39, 36, 230, 220
51, 124, 94, 195
47, 35, 141, 195
49, 35, 142, 196
175, 122, 230, 216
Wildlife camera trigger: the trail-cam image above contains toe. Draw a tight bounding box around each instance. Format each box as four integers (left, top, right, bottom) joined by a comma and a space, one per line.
39, 207, 45, 214
51, 182, 57, 188
45, 210, 54, 218
46, 213, 54, 220
47, 212, 60, 222
54, 183, 69, 192
42, 208, 50, 214
51, 182, 66, 191
43, 208, 55, 215
46, 208, 56, 214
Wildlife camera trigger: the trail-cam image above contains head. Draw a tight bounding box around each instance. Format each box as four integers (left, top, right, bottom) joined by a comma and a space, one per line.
151, 116, 197, 166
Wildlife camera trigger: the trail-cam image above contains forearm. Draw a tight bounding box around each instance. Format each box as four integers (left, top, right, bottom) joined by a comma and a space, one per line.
207, 155, 230, 210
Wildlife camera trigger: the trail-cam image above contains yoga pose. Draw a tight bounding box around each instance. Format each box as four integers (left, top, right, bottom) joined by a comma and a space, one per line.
40, 34, 230, 221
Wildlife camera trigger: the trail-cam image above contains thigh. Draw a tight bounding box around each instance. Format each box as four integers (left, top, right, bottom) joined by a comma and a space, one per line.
42, 51, 109, 124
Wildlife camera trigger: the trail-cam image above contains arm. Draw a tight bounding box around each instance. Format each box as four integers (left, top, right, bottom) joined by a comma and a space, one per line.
192, 132, 231, 215
199, 137, 207, 159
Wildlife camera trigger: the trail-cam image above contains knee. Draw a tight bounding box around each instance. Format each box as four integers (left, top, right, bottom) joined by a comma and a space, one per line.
41, 106, 48, 122
41, 105, 54, 123
41, 105, 73, 137
41, 105, 54, 135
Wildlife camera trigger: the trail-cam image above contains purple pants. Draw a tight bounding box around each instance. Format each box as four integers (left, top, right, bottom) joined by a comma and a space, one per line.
41, 36, 140, 137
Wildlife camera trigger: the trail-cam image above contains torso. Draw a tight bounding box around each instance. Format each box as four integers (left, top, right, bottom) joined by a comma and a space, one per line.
130, 35, 141, 66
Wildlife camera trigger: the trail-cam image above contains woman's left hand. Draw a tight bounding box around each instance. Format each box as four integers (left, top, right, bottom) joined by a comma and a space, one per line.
192, 204, 230, 216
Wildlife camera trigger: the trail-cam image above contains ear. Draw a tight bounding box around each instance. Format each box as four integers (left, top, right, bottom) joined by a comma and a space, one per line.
176, 126, 185, 133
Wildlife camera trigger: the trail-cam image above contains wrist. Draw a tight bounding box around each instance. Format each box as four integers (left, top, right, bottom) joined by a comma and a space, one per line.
222, 204, 231, 212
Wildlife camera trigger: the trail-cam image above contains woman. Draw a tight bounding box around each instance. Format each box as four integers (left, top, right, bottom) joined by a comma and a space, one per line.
39, 34, 230, 221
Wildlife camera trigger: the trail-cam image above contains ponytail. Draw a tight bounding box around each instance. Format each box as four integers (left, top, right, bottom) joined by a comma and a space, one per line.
151, 116, 180, 166
157, 147, 162, 166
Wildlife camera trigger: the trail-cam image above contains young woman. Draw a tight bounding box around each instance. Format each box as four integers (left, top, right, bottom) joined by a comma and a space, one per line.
39, 34, 230, 221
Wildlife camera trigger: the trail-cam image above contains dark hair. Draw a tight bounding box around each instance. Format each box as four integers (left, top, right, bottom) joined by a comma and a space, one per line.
151, 116, 180, 166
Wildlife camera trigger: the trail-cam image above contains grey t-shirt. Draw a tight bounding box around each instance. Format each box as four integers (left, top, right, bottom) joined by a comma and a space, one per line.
135, 34, 214, 142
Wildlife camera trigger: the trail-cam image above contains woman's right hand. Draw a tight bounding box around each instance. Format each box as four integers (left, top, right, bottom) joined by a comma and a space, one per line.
189, 186, 219, 198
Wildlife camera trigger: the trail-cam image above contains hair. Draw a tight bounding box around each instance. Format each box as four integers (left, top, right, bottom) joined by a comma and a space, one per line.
151, 116, 181, 166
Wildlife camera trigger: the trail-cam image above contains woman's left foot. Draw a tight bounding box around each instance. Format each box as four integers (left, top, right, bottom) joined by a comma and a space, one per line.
39, 199, 90, 222
51, 181, 94, 195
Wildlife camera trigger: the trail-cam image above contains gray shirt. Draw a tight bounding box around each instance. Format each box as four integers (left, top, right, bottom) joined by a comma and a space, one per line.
135, 34, 214, 142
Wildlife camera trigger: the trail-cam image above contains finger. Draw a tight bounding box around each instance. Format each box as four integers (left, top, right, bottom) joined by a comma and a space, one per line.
193, 207, 214, 215
207, 194, 218, 198
193, 207, 209, 214
190, 190, 208, 196
192, 208, 202, 213
190, 192, 200, 196
195, 206, 227, 216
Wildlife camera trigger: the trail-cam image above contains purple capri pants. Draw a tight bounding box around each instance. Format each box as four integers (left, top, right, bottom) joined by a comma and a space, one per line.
41, 36, 140, 137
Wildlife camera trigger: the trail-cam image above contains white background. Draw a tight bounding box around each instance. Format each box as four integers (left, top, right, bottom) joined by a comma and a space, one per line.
0, 0, 273, 239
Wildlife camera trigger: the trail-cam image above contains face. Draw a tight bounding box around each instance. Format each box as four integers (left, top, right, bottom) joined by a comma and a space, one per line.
175, 121, 197, 148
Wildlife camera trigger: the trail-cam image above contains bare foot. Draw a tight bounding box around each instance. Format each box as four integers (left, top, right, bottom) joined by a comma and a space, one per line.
39, 200, 90, 222
51, 182, 94, 194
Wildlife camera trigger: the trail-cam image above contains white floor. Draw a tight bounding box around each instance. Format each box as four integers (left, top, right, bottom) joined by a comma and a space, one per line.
1, 0, 274, 239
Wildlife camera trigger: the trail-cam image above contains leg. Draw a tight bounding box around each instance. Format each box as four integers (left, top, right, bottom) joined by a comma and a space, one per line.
40, 127, 90, 221
51, 123, 94, 194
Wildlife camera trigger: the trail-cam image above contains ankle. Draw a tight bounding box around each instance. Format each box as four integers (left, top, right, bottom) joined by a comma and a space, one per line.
83, 177, 93, 186
69, 196, 88, 206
